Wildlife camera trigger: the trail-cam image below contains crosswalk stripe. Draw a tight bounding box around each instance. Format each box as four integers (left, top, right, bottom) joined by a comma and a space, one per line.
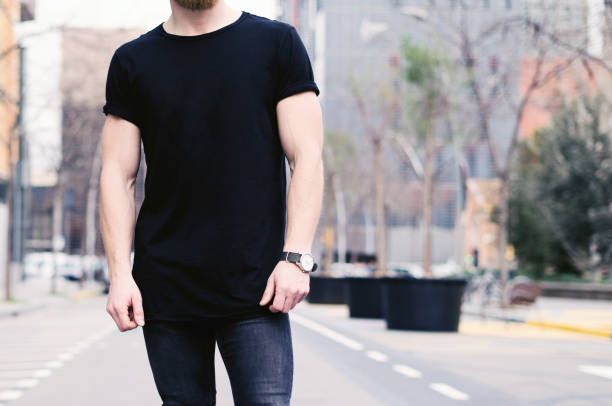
0, 389, 24, 401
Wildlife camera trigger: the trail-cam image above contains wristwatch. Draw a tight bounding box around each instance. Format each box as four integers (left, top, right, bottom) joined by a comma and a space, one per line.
279, 251, 318, 273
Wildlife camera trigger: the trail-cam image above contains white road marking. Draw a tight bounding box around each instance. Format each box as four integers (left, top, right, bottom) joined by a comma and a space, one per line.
290, 313, 365, 351
365, 350, 389, 362
0, 390, 23, 401
0, 314, 117, 406
58, 352, 74, 361
430, 383, 469, 400
393, 364, 422, 378
69, 347, 82, 355
32, 369, 52, 378
292, 311, 468, 401
15, 379, 38, 388
75, 341, 90, 350
578, 365, 612, 380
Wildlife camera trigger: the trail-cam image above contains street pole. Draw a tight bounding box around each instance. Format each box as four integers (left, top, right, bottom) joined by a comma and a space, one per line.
5, 44, 25, 301
15, 45, 25, 279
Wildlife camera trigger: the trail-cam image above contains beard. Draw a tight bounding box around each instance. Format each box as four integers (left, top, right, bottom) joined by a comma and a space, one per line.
174, 0, 218, 10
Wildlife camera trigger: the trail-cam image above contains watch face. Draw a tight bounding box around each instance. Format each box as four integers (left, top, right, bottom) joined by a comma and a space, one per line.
300, 253, 314, 271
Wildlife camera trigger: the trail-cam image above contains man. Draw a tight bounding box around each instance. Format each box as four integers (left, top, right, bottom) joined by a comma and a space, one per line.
99, 0, 323, 404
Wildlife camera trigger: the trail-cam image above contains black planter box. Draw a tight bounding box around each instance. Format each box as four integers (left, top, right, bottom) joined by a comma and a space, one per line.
381, 276, 467, 331
306, 275, 346, 304
345, 276, 384, 318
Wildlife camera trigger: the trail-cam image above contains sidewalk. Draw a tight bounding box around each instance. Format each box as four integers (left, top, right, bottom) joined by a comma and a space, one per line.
0, 277, 105, 318
461, 296, 612, 339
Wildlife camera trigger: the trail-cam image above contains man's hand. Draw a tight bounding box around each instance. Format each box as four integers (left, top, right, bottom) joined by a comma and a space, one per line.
106, 273, 145, 331
259, 261, 310, 313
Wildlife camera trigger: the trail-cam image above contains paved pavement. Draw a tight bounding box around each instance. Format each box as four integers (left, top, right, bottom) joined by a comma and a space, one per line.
1, 295, 385, 406
0, 277, 104, 318
462, 297, 612, 338
293, 301, 612, 405
1, 289, 611, 405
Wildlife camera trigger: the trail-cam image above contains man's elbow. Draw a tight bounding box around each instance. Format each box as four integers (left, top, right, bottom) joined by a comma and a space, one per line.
100, 163, 138, 194
291, 149, 324, 177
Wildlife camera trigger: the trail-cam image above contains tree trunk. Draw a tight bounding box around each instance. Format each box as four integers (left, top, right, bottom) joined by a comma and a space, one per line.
83, 138, 102, 285
453, 139, 465, 274
332, 171, 347, 264
51, 180, 65, 295
321, 179, 334, 276
5, 161, 14, 301
498, 176, 510, 306
374, 139, 386, 277
423, 119, 434, 278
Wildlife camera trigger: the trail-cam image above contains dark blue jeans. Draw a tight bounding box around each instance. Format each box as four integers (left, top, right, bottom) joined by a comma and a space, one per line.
141, 311, 293, 406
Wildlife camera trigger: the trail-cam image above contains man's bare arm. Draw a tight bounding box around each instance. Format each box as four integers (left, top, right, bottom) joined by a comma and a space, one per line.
277, 90, 324, 253
100, 114, 145, 330
259, 90, 324, 313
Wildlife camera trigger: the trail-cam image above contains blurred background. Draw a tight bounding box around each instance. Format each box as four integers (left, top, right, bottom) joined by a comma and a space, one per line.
1, 0, 612, 405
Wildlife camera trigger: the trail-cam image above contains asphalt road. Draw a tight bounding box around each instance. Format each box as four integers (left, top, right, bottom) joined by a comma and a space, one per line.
1, 295, 611, 405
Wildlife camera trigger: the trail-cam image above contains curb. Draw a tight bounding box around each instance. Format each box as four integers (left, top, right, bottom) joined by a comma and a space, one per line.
462, 310, 612, 339
0, 303, 45, 319
524, 320, 612, 339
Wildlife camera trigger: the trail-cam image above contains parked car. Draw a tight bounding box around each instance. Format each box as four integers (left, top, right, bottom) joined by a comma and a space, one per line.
329, 262, 373, 277
431, 258, 462, 278
23, 252, 56, 278
23, 252, 110, 283
386, 262, 424, 278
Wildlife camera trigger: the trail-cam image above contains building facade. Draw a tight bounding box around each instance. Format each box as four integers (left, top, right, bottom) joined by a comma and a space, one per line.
278, 0, 525, 267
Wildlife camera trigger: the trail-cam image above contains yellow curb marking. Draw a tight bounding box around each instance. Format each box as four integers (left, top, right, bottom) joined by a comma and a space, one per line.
71, 289, 104, 302
525, 320, 611, 338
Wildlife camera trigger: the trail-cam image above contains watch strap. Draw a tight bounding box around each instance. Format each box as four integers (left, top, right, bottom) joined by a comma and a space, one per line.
280, 251, 302, 263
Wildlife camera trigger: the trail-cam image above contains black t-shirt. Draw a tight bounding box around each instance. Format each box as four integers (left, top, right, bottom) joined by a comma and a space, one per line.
102, 10, 320, 321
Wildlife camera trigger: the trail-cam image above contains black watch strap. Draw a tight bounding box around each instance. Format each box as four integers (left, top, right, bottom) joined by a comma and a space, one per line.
280, 251, 302, 263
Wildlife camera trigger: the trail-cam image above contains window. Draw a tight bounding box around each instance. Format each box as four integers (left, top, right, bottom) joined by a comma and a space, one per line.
505, 0, 512, 9
489, 55, 498, 73
20, 0, 35, 21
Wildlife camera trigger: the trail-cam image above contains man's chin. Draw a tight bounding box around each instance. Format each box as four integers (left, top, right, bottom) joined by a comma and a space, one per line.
174, 0, 218, 10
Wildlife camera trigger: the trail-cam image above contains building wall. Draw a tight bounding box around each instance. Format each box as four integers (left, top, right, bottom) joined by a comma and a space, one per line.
0, 0, 21, 183
519, 1, 612, 138
60, 26, 145, 254
17, 21, 62, 187
279, 0, 524, 265
14, 0, 167, 254
0, 0, 21, 285
519, 57, 612, 139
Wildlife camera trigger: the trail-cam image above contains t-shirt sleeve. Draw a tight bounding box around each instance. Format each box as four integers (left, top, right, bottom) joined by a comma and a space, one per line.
102, 50, 140, 127
276, 25, 320, 103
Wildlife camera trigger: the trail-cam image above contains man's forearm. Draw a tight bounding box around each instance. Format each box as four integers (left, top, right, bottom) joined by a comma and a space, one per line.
282, 155, 324, 253
100, 166, 137, 283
